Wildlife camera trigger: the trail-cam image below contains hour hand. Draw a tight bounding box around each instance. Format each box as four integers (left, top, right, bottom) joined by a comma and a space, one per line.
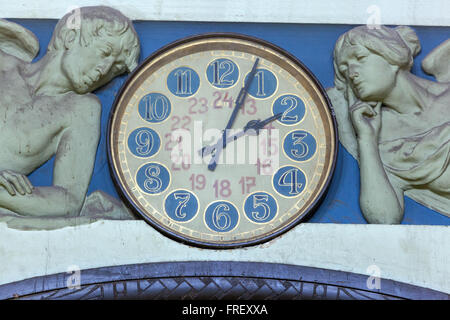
243, 112, 282, 134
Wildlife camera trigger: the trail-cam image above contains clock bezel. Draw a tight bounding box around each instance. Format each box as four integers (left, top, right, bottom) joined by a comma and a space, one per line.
107, 32, 339, 249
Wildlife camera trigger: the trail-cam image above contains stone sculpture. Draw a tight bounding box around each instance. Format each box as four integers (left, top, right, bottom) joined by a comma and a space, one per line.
0, 6, 140, 229
327, 25, 450, 224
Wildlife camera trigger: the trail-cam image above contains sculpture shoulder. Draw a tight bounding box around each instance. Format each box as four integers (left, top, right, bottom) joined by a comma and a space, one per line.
62, 93, 102, 125
420, 80, 450, 110
417, 76, 450, 97
434, 84, 450, 101
75, 93, 101, 109
0, 49, 23, 71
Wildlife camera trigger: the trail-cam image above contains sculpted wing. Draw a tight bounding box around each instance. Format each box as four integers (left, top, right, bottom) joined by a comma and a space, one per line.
0, 18, 39, 62
422, 39, 450, 83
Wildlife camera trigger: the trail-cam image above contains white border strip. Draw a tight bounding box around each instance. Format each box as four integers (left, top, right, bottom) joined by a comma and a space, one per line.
1, 0, 450, 26
1, 221, 449, 293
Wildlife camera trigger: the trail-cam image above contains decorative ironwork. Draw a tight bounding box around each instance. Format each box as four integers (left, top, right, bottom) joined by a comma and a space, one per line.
1, 262, 446, 300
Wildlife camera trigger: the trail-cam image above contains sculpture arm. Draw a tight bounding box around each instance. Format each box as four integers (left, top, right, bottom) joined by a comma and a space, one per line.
0, 185, 88, 217
357, 137, 404, 224
0, 97, 101, 217
351, 101, 404, 224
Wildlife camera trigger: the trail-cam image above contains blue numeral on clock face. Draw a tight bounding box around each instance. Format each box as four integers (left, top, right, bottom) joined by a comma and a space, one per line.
167, 67, 200, 97
138, 93, 171, 123
205, 201, 239, 232
207, 58, 239, 89
283, 130, 317, 162
128, 127, 160, 158
164, 190, 199, 222
245, 68, 277, 99
272, 94, 305, 125
244, 192, 277, 223
273, 166, 306, 197
136, 163, 170, 194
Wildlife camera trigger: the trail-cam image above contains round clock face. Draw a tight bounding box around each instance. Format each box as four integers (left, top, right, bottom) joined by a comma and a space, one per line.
108, 34, 337, 248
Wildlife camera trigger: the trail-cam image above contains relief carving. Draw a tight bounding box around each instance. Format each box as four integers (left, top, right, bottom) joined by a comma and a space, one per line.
328, 26, 450, 223
0, 6, 140, 230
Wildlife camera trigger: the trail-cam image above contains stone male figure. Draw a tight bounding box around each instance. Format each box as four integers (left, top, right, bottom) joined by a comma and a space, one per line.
0, 6, 140, 218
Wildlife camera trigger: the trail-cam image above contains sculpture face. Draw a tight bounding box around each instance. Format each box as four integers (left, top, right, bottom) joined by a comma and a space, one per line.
61, 32, 128, 94
338, 45, 398, 101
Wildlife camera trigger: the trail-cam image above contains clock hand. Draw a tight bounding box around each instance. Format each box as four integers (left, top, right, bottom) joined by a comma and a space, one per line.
243, 112, 282, 134
207, 58, 260, 171
200, 113, 282, 157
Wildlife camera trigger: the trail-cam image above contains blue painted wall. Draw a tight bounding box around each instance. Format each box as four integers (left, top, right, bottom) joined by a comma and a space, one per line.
12, 19, 450, 225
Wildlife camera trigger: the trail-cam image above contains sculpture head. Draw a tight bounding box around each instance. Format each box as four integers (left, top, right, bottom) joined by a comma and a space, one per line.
333, 26, 420, 102
47, 6, 140, 94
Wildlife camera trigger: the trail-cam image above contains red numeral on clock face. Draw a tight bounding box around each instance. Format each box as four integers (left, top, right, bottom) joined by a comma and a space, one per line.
171, 154, 191, 171
239, 176, 256, 194
188, 97, 208, 114
213, 179, 232, 198
189, 174, 206, 190
255, 158, 274, 175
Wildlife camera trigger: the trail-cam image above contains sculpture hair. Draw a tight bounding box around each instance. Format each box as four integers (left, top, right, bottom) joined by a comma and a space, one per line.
333, 25, 421, 100
47, 6, 140, 72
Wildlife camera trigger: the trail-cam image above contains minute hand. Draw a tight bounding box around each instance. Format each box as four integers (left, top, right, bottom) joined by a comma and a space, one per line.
207, 58, 260, 171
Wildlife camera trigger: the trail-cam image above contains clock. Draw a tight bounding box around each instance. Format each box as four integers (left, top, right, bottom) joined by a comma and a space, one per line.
108, 33, 337, 248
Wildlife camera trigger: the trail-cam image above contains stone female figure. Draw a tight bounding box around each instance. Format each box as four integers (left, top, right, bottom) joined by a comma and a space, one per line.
327, 25, 450, 224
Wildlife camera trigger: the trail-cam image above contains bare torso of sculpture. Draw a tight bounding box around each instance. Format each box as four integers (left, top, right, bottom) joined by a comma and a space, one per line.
0, 51, 100, 176
0, 6, 140, 229
0, 45, 103, 219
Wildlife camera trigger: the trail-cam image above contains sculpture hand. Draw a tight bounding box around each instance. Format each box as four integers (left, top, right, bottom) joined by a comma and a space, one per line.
200, 113, 282, 157
207, 58, 260, 171
0, 170, 33, 196
350, 101, 382, 140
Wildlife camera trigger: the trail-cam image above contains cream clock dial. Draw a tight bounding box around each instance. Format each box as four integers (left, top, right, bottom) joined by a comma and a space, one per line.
108, 34, 337, 248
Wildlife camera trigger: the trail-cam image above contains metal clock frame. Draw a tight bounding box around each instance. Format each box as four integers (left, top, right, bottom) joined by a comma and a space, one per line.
107, 33, 339, 249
